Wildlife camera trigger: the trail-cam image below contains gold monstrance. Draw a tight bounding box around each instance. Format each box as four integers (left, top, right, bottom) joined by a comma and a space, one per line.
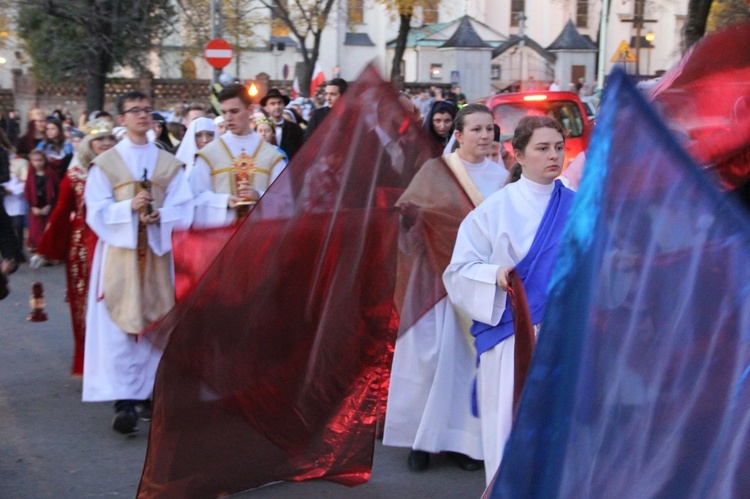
233, 151, 258, 206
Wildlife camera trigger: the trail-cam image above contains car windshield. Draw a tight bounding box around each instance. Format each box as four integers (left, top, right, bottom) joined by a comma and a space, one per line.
492, 100, 585, 141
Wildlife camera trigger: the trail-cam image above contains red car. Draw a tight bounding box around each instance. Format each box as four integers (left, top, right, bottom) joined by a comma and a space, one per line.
485, 91, 593, 169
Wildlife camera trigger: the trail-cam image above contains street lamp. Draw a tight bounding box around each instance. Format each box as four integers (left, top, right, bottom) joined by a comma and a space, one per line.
645, 31, 655, 77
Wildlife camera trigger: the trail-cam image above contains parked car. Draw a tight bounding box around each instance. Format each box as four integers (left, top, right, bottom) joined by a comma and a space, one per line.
485, 91, 593, 169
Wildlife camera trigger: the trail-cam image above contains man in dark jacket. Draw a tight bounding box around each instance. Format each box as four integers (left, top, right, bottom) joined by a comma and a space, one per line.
305, 78, 347, 140
261, 88, 304, 161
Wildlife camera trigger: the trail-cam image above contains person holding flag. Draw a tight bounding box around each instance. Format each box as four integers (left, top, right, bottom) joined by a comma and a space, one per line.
443, 116, 575, 484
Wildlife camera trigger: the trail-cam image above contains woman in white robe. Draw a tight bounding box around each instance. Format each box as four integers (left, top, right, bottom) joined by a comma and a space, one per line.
443, 116, 575, 485
175, 116, 217, 178
384, 104, 508, 471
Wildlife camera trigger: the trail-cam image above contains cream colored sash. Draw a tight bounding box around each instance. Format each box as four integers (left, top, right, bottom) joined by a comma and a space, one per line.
442, 152, 484, 207
93, 148, 183, 334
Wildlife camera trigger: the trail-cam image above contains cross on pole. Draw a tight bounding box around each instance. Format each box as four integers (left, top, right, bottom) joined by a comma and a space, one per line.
621, 0, 657, 75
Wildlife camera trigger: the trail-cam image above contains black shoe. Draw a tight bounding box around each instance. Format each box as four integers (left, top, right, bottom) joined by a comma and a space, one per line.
137, 399, 152, 422
407, 450, 430, 471
449, 452, 484, 471
111, 405, 139, 435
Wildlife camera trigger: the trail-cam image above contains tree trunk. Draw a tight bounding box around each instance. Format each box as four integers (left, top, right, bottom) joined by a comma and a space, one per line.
85, 49, 107, 113
390, 13, 412, 84
684, 0, 714, 49
297, 60, 313, 97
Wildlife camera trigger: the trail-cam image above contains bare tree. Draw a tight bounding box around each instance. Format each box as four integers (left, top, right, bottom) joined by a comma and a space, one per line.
257, 0, 337, 96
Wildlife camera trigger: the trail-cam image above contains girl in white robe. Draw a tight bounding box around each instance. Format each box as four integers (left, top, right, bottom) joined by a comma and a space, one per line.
443, 116, 575, 485
384, 104, 508, 471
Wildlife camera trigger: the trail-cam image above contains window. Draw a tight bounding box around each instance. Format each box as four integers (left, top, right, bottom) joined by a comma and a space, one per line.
270, 0, 290, 37
510, 0, 525, 27
421, 0, 439, 24
491, 65, 501, 80
576, 0, 588, 28
430, 64, 442, 80
348, 0, 364, 24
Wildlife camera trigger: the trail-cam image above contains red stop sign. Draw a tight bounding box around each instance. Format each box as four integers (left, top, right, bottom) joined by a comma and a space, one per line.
205, 39, 233, 69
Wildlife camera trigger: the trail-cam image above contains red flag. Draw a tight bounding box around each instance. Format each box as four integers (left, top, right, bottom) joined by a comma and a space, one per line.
650, 22, 750, 190
137, 65, 465, 497
309, 63, 326, 97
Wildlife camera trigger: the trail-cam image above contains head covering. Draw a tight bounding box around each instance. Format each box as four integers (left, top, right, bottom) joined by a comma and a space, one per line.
112, 126, 127, 141
423, 100, 458, 147
28, 108, 45, 121
260, 88, 291, 107
255, 116, 275, 129
281, 109, 297, 124
213, 115, 225, 126
151, 112, 174, 151
76, 118, 114, 167
175, 117, 217, 177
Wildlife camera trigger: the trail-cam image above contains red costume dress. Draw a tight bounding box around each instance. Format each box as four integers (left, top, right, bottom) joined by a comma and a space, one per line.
24, 165, 59, 251
36, 160, 97, 376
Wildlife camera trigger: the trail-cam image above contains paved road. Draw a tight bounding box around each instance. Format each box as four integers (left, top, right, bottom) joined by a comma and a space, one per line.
0, 263, 486, 498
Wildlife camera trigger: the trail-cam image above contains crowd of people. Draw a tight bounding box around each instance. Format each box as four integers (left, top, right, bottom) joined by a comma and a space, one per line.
0, 78, 573, 488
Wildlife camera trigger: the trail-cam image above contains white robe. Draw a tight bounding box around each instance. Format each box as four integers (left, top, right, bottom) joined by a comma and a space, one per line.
383, 157, 507, 459
190, 131, 289, 228
443, 174, 556, 485
82, 138, 194, 402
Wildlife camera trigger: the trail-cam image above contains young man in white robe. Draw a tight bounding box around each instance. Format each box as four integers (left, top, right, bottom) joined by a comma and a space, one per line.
443, 116, 575, 485
384, 104, 508, 472
190, 84, 291, 228
83, 90, 194, 434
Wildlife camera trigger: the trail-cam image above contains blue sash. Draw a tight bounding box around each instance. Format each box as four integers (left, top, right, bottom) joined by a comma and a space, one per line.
471, 180, 575, 358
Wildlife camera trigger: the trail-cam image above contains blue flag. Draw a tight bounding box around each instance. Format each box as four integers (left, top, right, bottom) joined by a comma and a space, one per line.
491, 69, 750, 497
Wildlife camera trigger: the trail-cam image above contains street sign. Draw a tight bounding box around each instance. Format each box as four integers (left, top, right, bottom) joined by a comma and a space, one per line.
611, 40, 637, 63
205, 39, 233, 69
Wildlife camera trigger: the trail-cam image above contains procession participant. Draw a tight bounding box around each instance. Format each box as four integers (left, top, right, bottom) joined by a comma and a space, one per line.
443, 116, 575, 484
261, 88, 304, 161
254, 116, 288, 162
36, 117, 75, 176
16, 108, 47, 157
384, 104, 508, 472
305, 78, 347, 139
24, 150, 58, 252
151, 112, 176, 152
423, 100, 458, 153
31, 119, 116, 377
175, 116, 216, 178
2, 136, 27, 263
83, 90, 193, 434
191, 84, 289, 228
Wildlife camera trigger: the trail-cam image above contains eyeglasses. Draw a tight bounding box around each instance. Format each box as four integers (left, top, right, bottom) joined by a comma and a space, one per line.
122, 107, 153, 116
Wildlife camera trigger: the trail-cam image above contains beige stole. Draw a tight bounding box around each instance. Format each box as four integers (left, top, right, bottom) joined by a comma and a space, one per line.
442, 152, 486, 343
93, 148, 183, 334
195, 137, 284, 195
442, 152, 485, 208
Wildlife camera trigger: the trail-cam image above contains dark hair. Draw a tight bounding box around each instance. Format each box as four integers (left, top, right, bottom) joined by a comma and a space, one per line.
44, 117, 65, 150
504, 163, 523, 186
454, 103, 492, 133
95, 110, 113, 120
326, 78, 348, 95
423, 100, 458, 146
151, 112, 174, 151
218, 84, 253, 106
511, 116, 565, 154
117, 91, 149, 115
188, 102, 206, 111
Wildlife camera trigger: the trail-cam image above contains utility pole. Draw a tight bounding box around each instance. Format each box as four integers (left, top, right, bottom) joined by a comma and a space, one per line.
210, 0, 224, 85
516, 12, 528, 86
621, 0, 657, 76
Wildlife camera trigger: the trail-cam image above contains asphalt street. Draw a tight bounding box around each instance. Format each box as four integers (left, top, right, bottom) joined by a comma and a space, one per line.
0, 262, 486, 498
